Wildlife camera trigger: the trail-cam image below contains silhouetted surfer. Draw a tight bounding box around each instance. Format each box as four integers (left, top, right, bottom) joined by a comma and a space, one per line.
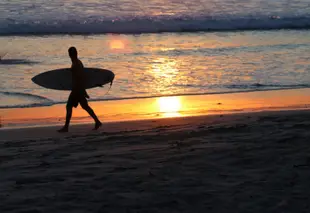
58, 47, 102, 132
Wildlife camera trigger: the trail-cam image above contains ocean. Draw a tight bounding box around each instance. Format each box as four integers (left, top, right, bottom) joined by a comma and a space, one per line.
0, 0, 310, 108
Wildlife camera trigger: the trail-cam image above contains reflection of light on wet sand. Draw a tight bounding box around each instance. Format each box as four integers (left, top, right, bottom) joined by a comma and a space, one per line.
149, 58, 183, 117
2, 88, 310, 128
161, 112, 182, 118
158, 96, 182, 117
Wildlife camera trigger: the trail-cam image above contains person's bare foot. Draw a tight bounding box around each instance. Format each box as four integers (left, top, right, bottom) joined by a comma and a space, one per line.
93, 121, 102, 130
58, 126, 68, 133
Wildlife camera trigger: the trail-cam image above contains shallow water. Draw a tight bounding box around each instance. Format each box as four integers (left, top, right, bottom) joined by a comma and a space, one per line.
0, 0, 310, 108
1, 30, 310, 108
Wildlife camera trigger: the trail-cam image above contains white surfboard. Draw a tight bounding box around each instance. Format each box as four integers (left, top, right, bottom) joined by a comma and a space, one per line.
32, 68, 115, 91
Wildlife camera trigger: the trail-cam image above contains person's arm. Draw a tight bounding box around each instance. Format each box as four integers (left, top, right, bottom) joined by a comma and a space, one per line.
77, 63, 86, 88
78, 62, 90, 98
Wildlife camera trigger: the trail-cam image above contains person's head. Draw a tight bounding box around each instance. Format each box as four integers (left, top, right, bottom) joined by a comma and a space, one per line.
68, 46, 78, 59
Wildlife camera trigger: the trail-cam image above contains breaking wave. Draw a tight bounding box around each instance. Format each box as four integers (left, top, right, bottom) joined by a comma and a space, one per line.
0, 91, 54, 108
1, 15, 310, 35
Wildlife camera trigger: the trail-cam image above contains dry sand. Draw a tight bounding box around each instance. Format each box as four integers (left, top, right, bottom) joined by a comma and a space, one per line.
1, 109, 310, 212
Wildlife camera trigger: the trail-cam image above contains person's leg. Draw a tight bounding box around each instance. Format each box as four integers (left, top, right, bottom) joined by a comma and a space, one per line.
58, 104, 73, 132
80, 98, 102, 130
58, 93, 75, 132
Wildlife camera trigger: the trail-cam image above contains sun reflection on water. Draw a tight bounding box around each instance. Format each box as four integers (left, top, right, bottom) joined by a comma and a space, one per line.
109, 39, 125, 49
149, 57, 181, 93
149, 57, 184, 117
151, 57, 179, 78
105, 35, 132, 54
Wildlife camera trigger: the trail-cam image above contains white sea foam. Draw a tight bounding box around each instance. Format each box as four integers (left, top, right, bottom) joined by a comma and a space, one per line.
0, 0, 309, 35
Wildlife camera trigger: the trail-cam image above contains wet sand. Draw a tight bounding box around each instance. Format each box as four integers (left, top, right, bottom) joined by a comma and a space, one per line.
1, 89, 310, 212
1, 88, 310, 129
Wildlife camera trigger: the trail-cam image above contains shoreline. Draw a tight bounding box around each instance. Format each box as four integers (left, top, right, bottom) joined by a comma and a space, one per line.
1, 88, 310, 130
1, 88, 310, 142
2, 86, 310, 110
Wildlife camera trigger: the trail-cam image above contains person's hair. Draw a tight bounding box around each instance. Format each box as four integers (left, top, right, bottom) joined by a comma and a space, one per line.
68, 46, 78, 58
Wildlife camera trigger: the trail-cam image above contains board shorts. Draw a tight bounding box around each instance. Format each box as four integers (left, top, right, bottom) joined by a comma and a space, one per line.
67, 89, 88, 108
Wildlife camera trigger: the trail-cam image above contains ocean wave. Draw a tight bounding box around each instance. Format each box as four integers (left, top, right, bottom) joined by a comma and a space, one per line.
171, 83, 310, 89
1, 15, 310, 35
0, 59, 40, 65
0, 91, 54, 109
158, 43, 310, 56
225, 83, 310, 89
0, 102, 54, 109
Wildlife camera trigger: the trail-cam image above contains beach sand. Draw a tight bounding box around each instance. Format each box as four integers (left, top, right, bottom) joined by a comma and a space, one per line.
1, 89, 310, 212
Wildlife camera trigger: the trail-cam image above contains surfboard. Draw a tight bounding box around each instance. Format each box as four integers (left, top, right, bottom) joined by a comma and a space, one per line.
32, 68, 115, 90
